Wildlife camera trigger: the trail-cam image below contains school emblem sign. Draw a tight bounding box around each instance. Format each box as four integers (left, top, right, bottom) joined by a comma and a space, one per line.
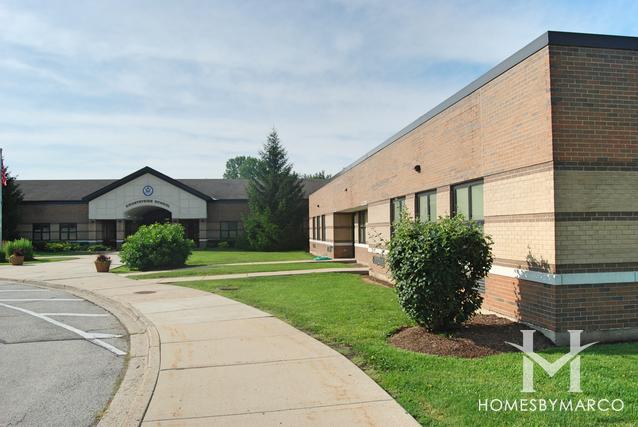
142, 185, 154, 197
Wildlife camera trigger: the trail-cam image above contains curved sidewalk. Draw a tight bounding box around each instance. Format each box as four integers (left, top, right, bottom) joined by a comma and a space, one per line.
0, 256, 419, 426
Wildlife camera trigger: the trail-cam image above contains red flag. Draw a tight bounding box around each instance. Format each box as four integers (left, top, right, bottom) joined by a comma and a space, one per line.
1, 154, 6, 187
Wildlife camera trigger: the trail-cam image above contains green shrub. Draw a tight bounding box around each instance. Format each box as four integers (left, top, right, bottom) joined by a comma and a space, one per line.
386, 215, 493, 332
87, 243, 110, 252
32, 241, 47, 251
217, 241, 230, 249
120, 223, 194, 271
4, 238, 34, 261
44, 241, 82, 252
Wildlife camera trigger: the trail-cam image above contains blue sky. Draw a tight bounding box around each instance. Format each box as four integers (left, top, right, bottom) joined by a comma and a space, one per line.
1, 0, 637, 179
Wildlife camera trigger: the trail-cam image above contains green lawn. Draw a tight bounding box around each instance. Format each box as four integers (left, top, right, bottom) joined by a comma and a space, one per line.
175, 273, 638, 426
188, 249, 313, 265
113, 249, 314, 273
129, 261, 354, 280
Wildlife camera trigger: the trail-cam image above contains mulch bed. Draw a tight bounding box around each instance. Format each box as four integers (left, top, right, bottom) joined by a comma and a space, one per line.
389, 314, 554, 358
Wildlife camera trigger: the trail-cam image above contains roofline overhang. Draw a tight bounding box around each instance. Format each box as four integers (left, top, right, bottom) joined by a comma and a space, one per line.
82, 166, 215, 202
322, 30, 638, 187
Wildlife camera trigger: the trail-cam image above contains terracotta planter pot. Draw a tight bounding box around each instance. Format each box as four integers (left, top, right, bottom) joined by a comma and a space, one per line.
9, 255, 24, 266
95, 260, 111, 273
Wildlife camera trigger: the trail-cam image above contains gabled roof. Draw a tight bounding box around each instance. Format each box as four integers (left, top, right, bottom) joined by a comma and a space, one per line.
81, 166, 214, 202
16, 170, 327, 202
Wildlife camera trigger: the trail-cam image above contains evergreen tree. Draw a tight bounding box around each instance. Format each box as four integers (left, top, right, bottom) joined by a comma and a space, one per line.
3, 166, 23, 241
243, 130, 306, 250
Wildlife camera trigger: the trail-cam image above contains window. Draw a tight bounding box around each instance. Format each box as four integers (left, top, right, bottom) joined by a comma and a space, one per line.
390, 197, 406, 235
452, 180, 484, 224
321, 215, 326, 241
315, 216, 321, 240
220, 221, 239, 240
357, 210, 367, 244
59, 223, 77, 241
311, 217, 316, 240
32, 223, 50, 241
416, 190, 437, 222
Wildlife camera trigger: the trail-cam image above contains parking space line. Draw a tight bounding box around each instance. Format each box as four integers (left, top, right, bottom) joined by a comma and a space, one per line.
40, 313, 110, 317
0, 298, 83, 302
0, 289, 50, 292
0, 302, 127, 356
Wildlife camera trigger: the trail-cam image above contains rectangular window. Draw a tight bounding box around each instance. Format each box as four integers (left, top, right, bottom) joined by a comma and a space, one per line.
416, 190, 437, 222
312, 217, 316, 240
315, 216, 320, 240
321, 215, 326, 241
452, 180, 484, 224
32, 223, 51, 241
390, 197, 406, 236
391, 197, 406, 224
357, 210, 367, 244
220, 221, 239, 240
59, 223, 77, 241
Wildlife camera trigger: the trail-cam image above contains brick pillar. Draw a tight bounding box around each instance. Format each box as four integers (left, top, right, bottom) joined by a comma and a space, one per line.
88, 220, 97, 244
436, 186, 451, 216
198, 218, 207, 248
405, 194, 416, 219
116, 219, 125, 249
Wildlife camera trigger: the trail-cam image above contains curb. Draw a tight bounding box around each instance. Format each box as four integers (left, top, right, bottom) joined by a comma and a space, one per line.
1, 277, 160, 427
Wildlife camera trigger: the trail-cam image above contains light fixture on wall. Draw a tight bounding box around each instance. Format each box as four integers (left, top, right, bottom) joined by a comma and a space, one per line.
414, 165, 422, 173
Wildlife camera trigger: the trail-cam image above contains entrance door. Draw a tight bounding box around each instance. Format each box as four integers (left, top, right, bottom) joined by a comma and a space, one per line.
179, 219, 200, 244
102, 220, 116, 249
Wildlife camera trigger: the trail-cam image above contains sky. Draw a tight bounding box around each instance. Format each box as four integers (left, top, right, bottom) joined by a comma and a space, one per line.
1, 0, 637, 179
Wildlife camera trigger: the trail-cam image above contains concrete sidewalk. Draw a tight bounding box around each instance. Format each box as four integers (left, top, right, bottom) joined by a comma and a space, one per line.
0, 255, 419, 426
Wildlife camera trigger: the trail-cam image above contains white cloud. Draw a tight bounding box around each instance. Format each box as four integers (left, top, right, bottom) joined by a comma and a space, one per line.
1, 0, 637, 179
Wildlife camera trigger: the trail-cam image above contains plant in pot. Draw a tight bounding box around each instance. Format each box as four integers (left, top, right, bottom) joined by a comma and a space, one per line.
94, 254, 112, 273
9, 249, 25, 266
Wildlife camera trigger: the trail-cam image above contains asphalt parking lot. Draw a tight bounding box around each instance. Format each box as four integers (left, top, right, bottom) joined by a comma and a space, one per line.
0, 280, 128, 426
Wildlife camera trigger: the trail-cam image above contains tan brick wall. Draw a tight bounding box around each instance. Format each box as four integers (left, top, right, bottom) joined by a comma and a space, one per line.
484, 166, 554, 217
555, 171, 638, 213
435, 187, 450, 216
556, 221, 638, 265
486, 221, 555, 268
310, 47, 553, 217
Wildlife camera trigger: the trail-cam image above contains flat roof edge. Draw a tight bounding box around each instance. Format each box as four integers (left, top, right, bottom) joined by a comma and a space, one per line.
325, 31, 638, 184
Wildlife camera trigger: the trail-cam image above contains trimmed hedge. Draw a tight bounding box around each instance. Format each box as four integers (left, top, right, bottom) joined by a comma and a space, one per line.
120, 223, 194, 271
45, 242, 81, 252
387, 214, 493, 332
4, 238, 35, 261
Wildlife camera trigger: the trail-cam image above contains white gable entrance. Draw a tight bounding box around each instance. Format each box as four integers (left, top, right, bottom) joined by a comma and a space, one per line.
88, 172, 207, 220
85, 168, 210, 247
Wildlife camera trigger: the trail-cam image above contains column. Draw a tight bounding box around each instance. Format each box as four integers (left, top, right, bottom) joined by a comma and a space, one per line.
116, 219, 125, 249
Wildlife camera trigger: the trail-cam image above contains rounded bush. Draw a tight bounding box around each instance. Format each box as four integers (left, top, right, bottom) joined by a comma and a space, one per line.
120, 223, 194, 271
387, 215, 493, 332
